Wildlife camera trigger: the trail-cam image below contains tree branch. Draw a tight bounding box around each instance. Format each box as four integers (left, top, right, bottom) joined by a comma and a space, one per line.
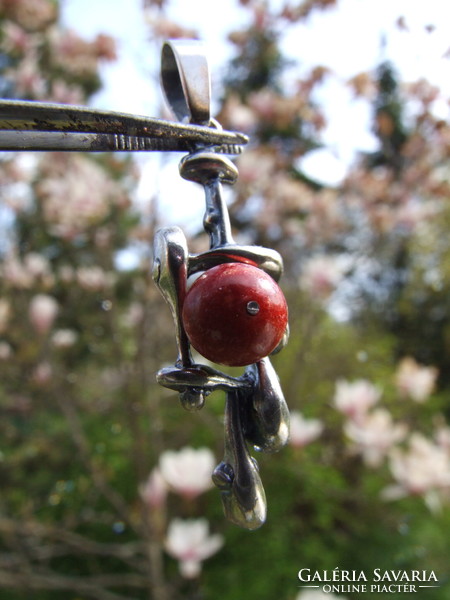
0, 569, 142, 600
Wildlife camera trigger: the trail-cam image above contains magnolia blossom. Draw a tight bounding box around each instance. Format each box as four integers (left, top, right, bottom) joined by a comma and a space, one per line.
50, 79, 85, 105
51, 329, 78, 349
2, 255, 34, 288
159, 447, 215, 500
36, 154, 123, 239
289, 411, 323, 448
0, 299, 11, 334
221, 94, 258, 132
296, 590, 348, 600
140, 468, 168, 509
266, 174, 315, 214
23, 252, 51, 279
383, 433, 450, 502
394, 357, 438, 403
76, 266, 113, 291
28, 294, 58, 335
2, 252, 53, 289
48, 29, 116, 77
344, 408, 407, 467
435, 423, 450, 452
1, 0, 57, 32
0, 342, 12, 360
235, 148, 277, 186
299, 255, 345, 300
144, 15, 198, 40
164, 518, 223, 578
248, 88, 315, 130
5, 50, 46, 99
395, 200, 436, 233
333, 379, 381, 422
0, 20, 35, 54
347, 71, 377, 99
32, 361, 53, 385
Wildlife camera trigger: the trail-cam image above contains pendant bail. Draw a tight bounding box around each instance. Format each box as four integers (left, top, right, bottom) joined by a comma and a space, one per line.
160, 39, 211, 125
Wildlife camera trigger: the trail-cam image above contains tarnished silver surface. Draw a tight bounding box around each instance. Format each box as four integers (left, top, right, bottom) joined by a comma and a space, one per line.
156, 362, 254, 393
153, 205, 290, 528
188, 244, 284, 281
161, 40, 211, 125
180, 151, 237, 248
242, 358, 290, 453
153, 227, 192, 368
212, 390, 267, 530
0, 99, 248, 153
152, 40, 290, 530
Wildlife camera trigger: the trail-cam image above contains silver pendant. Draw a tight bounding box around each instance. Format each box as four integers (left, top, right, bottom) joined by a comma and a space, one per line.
153, 41, 290, 530
0, 39, 290, 530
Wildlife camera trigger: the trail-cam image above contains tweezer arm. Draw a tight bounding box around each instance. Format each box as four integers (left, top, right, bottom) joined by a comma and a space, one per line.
0, 130, 245, 154
0, 99, 248, 153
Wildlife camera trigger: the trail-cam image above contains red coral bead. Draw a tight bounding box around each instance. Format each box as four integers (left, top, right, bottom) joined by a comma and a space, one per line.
182, 263, 288, 367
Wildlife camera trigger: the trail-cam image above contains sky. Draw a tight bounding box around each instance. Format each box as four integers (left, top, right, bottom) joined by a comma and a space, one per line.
61, 0, 450, 233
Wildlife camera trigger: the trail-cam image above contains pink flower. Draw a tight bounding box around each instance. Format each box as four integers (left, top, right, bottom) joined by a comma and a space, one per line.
49, 80, 85, 105
140, 468, 168, 509
1, 0, 57, 32
248, 89, 277, 120
435, 423, 450, 452
2, 252, 54, 289
164, 518, 223, 578
221, 95, 258, 132
3, 259, 27, 287
395, 357, 438, 403
289, 411, 323, 448
0, 342, 12, 360
51, 329, 78, 349
23, 252, 51, 279
0, 299, 11, 334
28, 294, 58, 335
300, 255, 344, 299
6, 50, 46, 99
236, 149, 276, 185
0, 21, 34, 54
344, 408, 407, 467
32, 361, 53, 385
48, 29, 115, 77
2, 255, 34, 288
36, 154, 120, 239
333, 379, 381, 422
144, 15, 198, 39
94, 33, 117, 61
159, 447, 215, 500
383, 433, 450, 510
76, 266, 114, 291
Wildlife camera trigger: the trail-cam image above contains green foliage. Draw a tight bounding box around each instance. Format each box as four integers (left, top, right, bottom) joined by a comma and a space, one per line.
369, 62, 409, 172
1, 1, 450, 600
224, 26, 285, 96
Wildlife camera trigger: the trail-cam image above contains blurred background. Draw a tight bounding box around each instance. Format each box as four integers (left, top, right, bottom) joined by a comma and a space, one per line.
1, 1, 450, 599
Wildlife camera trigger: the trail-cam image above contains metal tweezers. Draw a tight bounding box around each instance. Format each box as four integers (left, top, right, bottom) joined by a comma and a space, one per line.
0, 41, 248, 156
0, 99, 248, 155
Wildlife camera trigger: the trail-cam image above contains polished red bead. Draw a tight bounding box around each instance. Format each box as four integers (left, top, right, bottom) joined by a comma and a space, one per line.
182, 262, 288, 367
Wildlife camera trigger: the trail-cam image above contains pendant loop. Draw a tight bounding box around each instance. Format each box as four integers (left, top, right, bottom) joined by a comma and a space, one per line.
161, 40, 211, 125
